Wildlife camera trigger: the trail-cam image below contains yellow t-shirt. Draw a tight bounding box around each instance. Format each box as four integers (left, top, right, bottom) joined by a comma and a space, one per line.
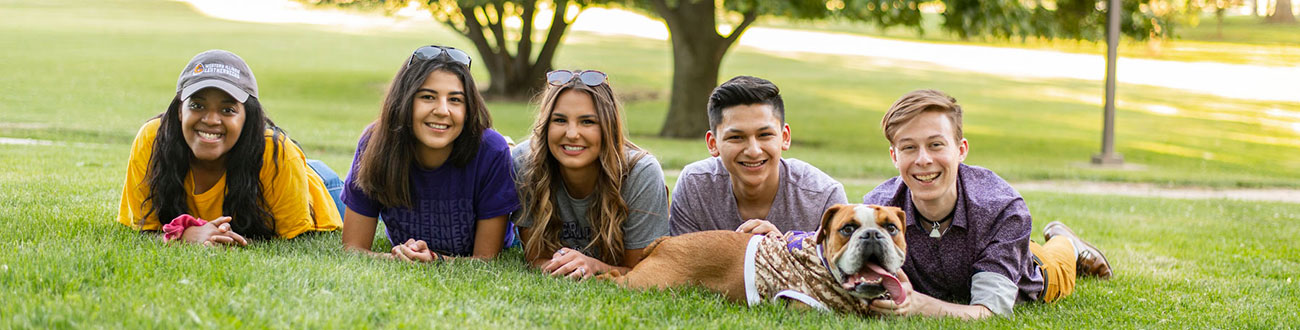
116, 118, 342, 239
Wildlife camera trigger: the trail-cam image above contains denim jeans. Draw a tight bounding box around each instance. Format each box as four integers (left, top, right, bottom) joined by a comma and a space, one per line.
305, 159, 345, 219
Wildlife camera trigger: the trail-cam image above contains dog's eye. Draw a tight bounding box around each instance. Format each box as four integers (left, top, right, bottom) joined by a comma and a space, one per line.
885, 223, 899, 236
838, 224, 857, 237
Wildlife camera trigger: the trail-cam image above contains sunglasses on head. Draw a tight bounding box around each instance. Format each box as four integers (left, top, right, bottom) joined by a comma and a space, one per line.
410, 45, 472, 68
546, 70, 607, 87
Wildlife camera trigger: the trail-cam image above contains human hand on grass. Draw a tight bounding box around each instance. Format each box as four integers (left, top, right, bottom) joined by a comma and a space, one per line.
391, 239, 443, 263
868, 271, 994, 319
181, 216, 249, 247
543, 248, 602, 281
869, 271, 921, 317
736, 219, 781, 236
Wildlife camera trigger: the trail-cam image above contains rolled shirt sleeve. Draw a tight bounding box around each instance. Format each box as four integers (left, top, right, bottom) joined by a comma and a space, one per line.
971, 271, 1017, 316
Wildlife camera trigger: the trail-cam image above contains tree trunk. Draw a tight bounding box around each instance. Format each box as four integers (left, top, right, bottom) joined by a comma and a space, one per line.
1217, 9, 1225, 38
658, 8, 725, 138
482, 61, 546, 100
652, 0, 757, 138
1269, 0, 1297, 23
1254, 0, 1261, 16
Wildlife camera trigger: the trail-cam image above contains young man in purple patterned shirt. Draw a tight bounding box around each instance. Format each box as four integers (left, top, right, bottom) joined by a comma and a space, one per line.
862, 90, 1113, 319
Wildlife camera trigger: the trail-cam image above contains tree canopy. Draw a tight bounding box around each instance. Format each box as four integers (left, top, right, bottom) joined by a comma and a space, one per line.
306, 0, 606, 99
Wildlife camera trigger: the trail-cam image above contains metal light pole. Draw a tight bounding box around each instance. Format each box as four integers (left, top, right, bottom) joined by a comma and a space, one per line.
1092, 0, 1124, 165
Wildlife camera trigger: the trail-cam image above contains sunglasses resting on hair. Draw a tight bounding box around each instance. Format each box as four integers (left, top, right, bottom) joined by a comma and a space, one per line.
546, 70, 607, 87
410, 45, 472, 68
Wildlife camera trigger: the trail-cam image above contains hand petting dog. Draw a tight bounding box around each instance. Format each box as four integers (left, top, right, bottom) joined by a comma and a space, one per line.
735, 219, 782, 236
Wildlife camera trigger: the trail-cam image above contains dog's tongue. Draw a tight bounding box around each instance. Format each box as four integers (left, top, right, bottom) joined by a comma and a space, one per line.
865, 263, 907, 304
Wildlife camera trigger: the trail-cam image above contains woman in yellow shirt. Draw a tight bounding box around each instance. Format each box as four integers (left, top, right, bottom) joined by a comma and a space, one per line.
117, 50, 341, 245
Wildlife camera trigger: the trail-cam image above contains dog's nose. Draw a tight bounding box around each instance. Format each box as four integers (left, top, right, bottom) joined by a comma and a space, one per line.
860, 229, 885, 240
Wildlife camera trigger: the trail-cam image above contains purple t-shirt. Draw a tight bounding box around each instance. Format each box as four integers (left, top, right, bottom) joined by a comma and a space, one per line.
342, 128, 519, 256
862, 164, 1044, 305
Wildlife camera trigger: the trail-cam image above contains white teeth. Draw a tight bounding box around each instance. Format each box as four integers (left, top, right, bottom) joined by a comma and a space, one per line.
197, 131, 221, 140
914, 173, 939, 182
563, 145, 585, 151
426, 123, 450, 129
740, 160, 765, 167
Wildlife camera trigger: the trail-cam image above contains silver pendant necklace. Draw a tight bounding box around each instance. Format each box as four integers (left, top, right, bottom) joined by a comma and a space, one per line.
927, 219, 945, 238
924, 211, 954, 238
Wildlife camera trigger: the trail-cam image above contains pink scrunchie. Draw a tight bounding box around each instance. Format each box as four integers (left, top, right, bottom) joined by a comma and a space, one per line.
162, 214, 207, 242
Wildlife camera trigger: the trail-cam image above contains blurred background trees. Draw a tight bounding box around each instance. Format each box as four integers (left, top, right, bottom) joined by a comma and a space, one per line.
306, 0, 609, 100
302, 0, 1294, 137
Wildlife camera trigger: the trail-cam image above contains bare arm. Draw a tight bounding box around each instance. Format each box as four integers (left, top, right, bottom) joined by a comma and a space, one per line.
466, 214, 509, 260
341, 207, 392, 259
901, 292, 995, 319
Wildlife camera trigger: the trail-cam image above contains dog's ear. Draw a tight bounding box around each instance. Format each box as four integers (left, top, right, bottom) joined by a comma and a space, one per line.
816, 204, 848, 245
892, 207, 907, 235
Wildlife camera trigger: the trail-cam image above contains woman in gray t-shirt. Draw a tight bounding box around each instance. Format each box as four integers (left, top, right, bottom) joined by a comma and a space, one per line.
511, 70, 670, 281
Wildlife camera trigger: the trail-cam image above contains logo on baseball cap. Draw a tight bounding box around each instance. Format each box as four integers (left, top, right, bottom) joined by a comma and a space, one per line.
177, 50, 258, 103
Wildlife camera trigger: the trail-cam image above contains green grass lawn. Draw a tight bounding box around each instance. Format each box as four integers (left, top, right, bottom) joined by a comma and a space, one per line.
2, 0, 1298, 327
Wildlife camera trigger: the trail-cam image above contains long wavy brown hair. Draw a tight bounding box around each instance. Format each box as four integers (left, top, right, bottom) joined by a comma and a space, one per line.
518, 79, 643, 266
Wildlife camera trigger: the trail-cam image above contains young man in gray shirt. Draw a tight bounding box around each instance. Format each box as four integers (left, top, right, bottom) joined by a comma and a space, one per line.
669, 76, 847, 236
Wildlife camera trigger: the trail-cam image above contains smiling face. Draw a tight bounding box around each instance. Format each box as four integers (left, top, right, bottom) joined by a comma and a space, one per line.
706, 104, 791, 190
180, 88, 246, 165
410, 70, 467, 168
889, 111, 967, 210
546, 89, 603, 173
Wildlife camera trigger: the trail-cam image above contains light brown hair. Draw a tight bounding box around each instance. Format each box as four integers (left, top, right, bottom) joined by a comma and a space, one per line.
881, 89, 963, 145
517, 79, 644, 266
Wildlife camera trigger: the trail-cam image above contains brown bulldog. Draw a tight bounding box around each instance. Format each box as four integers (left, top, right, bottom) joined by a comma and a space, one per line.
600, 204, 908, 314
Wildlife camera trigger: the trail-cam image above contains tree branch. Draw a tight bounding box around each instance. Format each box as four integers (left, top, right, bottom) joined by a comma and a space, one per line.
460, 5, 500, 71
647, 0, 679, 28
514, 0, 537, 72
531, 0, 575, 78
723, 9, 758, 49
486, 1, 511, 59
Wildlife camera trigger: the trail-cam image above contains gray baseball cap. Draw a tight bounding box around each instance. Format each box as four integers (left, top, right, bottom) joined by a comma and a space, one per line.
176, 50, 258, 102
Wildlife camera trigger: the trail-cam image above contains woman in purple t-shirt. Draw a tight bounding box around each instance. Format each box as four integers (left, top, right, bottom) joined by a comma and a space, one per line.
339, 45, 519, 262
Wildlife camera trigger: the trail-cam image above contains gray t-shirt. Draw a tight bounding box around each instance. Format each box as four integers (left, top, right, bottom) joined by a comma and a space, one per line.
510, 140, 670, 258
669, 157, 847, 236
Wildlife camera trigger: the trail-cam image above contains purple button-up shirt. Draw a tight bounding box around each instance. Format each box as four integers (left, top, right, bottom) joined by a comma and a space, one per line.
862, 164, 1044, 304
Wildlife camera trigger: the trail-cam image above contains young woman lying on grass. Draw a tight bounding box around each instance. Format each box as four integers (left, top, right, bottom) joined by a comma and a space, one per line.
512, 70, 670, 280
340, 45, 519, 262
117, 50, 343, 245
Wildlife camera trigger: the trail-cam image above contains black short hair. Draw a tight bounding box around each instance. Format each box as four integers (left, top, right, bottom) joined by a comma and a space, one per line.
707, 75, 785, 132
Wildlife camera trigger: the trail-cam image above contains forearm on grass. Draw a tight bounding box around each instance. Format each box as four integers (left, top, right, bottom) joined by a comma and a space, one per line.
914, 293, 995, 320
341, 208, 388, 258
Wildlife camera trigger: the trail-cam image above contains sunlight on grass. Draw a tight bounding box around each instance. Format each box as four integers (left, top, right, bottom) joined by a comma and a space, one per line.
1130, 141, 1220, 161
1, 2, 1298, 326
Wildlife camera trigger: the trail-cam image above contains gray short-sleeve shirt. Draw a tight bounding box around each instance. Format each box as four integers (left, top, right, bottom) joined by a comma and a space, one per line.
510, 140, 670, 258
669, 157, 847, 235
